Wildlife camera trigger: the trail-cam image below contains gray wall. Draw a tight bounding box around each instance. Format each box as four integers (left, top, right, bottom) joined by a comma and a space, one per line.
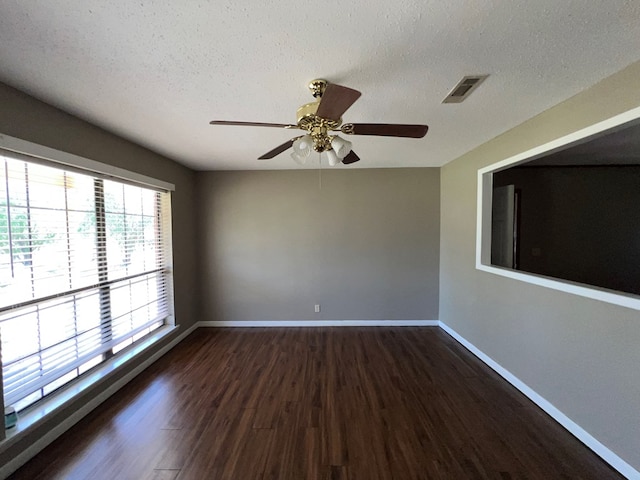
197, 168, 440, 322
0, 82, 198, 468
440, 61, 640, 471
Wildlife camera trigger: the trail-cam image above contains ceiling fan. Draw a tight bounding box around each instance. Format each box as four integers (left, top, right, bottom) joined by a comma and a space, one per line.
210, 79, 429, 166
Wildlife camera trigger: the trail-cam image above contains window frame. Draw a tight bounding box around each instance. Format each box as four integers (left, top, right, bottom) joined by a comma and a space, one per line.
476, 105, 640, 311
0, 133, 176, 440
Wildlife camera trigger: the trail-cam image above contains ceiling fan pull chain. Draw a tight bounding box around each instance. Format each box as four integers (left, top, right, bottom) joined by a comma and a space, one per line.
318, 153, 322, 190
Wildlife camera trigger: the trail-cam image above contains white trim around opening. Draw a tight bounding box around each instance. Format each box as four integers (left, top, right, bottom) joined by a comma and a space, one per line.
475, 105, 640, 311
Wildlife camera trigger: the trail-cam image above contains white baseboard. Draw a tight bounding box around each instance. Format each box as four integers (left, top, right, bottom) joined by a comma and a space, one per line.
0, 322, 199, 480
439, 321, 639, 480
197, 319, 439, 327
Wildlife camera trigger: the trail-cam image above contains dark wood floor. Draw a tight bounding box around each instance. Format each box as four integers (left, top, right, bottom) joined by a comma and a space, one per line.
9, 328, 622, 480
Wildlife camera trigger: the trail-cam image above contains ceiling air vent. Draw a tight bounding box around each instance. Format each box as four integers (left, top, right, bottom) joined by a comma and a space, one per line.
442, 75, 489, 104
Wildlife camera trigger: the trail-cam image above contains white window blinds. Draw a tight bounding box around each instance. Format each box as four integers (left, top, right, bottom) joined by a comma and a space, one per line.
0, 152, 173, 411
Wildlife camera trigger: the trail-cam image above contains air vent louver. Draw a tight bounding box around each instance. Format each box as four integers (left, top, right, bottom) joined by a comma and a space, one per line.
442, 75, 488, 103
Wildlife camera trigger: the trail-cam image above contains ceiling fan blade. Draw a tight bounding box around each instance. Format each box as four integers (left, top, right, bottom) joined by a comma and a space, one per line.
315, 84, 362, 121
258, 138, 296, 160
210, 120, 296, 129
342, 123, 428, 138
342, 151, 360, 165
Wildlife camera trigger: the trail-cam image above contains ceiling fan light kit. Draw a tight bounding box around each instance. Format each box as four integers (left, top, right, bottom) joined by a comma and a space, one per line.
210, 78, 429, 166
330, 136, 352, 159
321, 149, 341, 167
291, 135, 312, 165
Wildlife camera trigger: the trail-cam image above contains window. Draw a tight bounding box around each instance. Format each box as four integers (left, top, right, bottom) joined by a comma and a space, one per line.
0, 150, 173, 412
476, 105, 640, 311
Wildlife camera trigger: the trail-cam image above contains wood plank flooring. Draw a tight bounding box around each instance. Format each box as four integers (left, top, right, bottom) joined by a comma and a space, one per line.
8, 328, 623, 479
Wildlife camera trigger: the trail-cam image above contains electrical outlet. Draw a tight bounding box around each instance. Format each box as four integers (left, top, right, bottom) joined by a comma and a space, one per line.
314, 304, 320, 313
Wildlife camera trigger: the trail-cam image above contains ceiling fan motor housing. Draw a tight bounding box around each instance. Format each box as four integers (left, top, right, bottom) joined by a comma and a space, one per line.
296, 101, 342, 153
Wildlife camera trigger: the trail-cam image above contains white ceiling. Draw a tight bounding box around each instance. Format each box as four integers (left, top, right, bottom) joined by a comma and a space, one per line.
0, 1, 639, 171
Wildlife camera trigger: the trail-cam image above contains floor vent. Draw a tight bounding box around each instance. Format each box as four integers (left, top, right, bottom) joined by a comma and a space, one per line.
442, 75, 489, 103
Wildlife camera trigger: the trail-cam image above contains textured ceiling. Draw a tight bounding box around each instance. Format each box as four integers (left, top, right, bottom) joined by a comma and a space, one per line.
0, 1, 639, 171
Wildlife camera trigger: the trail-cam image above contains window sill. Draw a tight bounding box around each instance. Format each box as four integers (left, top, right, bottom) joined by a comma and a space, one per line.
1, 324, 178, 450
476, 263, 640, 311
